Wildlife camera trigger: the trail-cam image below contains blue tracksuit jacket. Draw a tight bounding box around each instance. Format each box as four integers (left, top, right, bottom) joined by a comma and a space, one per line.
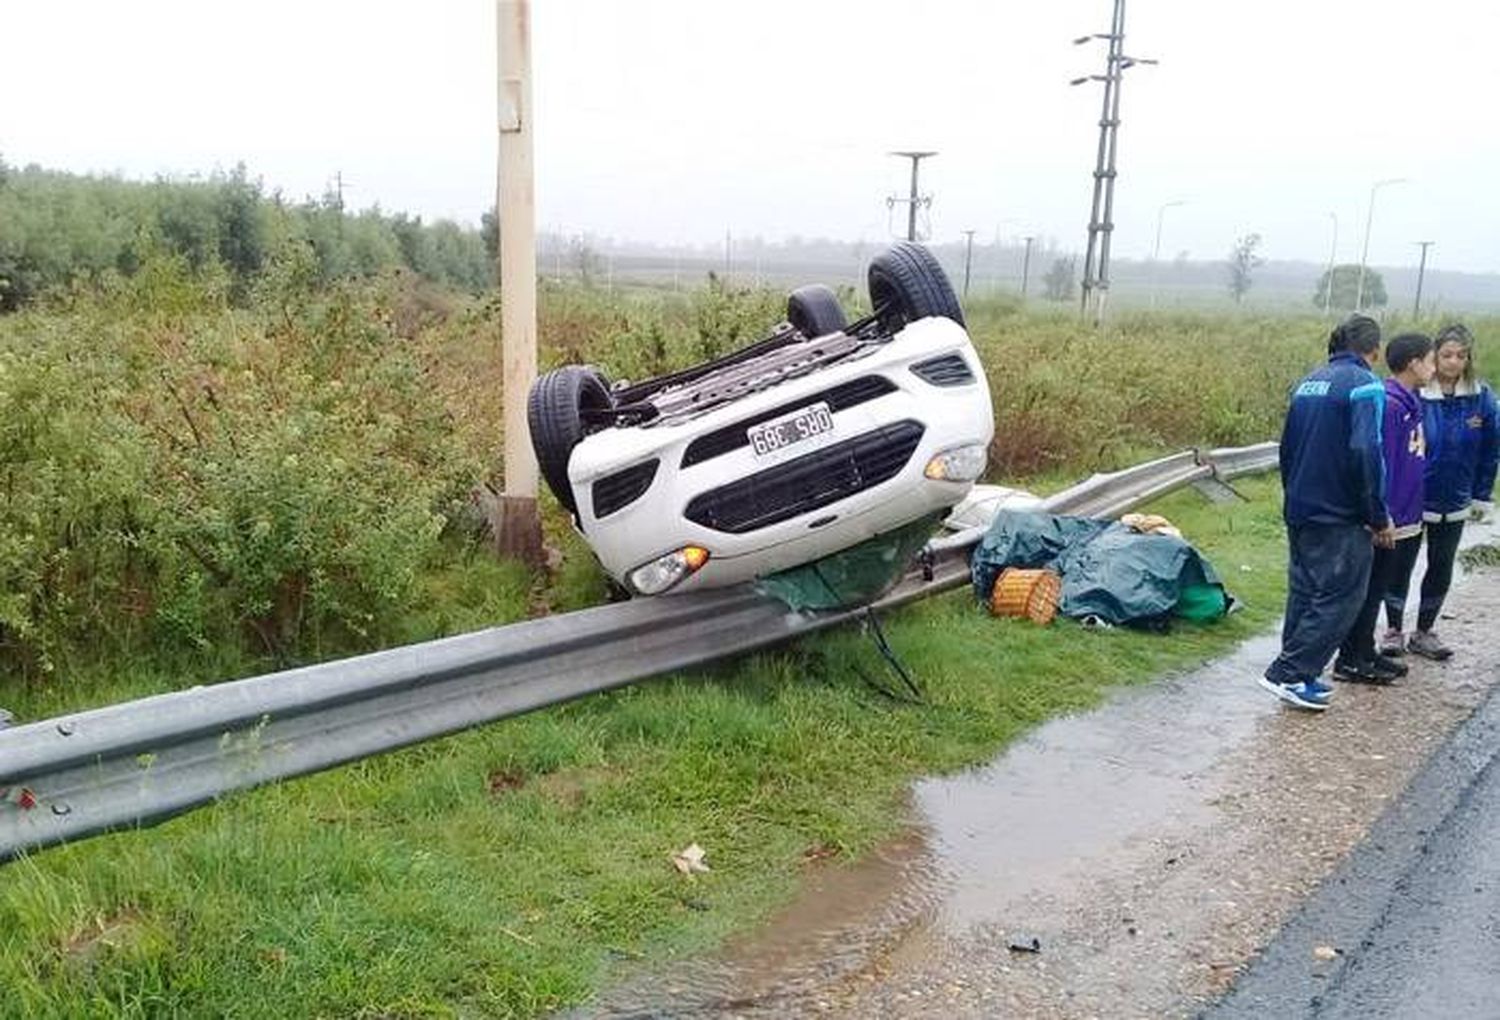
1420, 378, 1499, 519
1280, 351, 1387, 528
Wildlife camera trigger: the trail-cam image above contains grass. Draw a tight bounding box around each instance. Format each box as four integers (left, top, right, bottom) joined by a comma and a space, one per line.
1459, 541, 1500, 569
0, 475, 1289, 1018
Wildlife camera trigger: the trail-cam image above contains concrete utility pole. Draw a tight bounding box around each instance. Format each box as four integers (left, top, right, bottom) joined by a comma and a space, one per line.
888, 151, 937, 241
1323, 211, 1338, 316
962, 230, 976, 297
494, 0, 542, 565
1072, 0, 1156, 325
1356, 177, 1406, 312
1413, 241, 1434, 319
1021, 235, 1035, 298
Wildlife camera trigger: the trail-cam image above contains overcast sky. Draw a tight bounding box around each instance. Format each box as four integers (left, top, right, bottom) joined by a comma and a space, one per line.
4, 1, 1497, 273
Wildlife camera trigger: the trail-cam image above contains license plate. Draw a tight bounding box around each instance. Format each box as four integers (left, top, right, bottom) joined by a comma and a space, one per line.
747, 402, 835, 458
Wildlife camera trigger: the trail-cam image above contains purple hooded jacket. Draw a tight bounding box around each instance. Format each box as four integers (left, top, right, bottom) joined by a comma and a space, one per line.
1383, 377, 1427, 537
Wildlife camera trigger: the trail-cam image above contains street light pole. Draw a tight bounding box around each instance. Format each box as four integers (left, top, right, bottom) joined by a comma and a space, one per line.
1413, 241, 1434, 320
1356, 177, 1406, 312
1149, 199, 1184, 310
1322, 212, 1338, 316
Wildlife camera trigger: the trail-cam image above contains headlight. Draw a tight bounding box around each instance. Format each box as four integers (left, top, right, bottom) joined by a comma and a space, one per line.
629, 545, 711, 595
924, 444, 988, 482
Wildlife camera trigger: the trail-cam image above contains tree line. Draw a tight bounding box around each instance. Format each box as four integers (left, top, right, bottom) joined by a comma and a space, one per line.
0, 160, 495, 311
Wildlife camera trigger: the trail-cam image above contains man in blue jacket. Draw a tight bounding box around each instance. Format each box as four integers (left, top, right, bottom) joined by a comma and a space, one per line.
1262, 315, 1395, 710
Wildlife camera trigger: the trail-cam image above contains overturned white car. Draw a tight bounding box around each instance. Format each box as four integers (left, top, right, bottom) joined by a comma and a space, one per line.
527, 241, 995, 595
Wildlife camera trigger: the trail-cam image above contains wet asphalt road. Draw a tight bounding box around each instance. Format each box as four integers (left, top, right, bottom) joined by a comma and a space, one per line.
1205, 674, 1500, 1019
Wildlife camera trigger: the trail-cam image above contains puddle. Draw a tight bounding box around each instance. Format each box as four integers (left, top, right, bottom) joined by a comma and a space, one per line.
573, 829, 941, 1018
914, 633, 1279, 931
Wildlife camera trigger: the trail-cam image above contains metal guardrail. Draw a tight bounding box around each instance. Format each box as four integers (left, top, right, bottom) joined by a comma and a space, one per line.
0, 444, 1278, 862
1206, 442, 1279, 481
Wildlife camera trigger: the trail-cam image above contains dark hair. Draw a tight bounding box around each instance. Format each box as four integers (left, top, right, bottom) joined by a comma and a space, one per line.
1385, 332, 1433, 374
1329, 314, 1381, 356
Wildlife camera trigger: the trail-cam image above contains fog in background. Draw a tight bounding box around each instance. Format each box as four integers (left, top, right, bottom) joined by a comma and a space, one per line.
5, 0, 1496, 296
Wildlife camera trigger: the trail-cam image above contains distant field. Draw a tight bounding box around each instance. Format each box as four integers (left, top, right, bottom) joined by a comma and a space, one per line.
592, 250, 1500, 315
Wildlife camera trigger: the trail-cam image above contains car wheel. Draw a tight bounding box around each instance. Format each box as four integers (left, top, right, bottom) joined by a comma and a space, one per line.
527, 364, 614, 515
786, 283, 848, 338
867, 241, 965, 332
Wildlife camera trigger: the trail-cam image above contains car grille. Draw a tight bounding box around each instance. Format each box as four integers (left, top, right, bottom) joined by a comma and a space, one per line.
591, 459, 659, 518
683, 420, 925, 534
679, 376, 897, 467
909, 353, 975, 386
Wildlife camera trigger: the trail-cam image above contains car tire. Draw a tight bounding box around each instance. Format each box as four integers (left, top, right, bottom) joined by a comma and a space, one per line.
786, 283, 848, 338
527, 364, 614, 515
867, 241, 965, 332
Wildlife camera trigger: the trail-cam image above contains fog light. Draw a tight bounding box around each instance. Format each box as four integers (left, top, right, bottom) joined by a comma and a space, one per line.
629, 545, 711, 595
924, 444, 988, 482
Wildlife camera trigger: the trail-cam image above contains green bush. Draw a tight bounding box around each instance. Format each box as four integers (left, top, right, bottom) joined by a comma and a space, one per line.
0, 252, 483, 674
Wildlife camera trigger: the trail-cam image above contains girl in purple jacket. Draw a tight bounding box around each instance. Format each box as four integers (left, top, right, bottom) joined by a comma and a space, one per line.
1334, 333, 1435, 683
1382, 323, 1499, 660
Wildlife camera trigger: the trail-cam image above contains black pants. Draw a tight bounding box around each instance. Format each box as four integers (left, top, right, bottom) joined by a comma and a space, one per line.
1266, 523, 1373, 685
1384, 519, 1465, 632
1340, 536, 1410, 663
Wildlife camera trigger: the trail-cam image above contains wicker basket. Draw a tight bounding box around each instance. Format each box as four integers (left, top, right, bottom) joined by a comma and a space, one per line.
988, 567, 1062, 625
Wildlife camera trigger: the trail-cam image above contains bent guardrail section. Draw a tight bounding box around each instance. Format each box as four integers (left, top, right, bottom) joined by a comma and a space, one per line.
0, 443, 1278, 862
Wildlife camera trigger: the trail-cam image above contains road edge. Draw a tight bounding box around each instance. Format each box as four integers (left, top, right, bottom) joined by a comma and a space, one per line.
1201, 666, 1500, 1017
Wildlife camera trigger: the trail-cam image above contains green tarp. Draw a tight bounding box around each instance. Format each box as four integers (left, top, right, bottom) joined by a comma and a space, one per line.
755, 514, 942, 611
971, 510, 1230, 627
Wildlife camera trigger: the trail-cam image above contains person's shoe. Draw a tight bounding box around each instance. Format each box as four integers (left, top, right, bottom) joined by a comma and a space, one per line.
1408, 630, 1454, 661
1258, 676, 1330, 710
1332, 657, 1400, 685
1379, 628, 1406, 657
1375, 653, 1409, 678
1304, 677, 1336, 700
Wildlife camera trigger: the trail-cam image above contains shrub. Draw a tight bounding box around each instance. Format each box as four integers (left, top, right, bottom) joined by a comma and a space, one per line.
0, 253, 482, 674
